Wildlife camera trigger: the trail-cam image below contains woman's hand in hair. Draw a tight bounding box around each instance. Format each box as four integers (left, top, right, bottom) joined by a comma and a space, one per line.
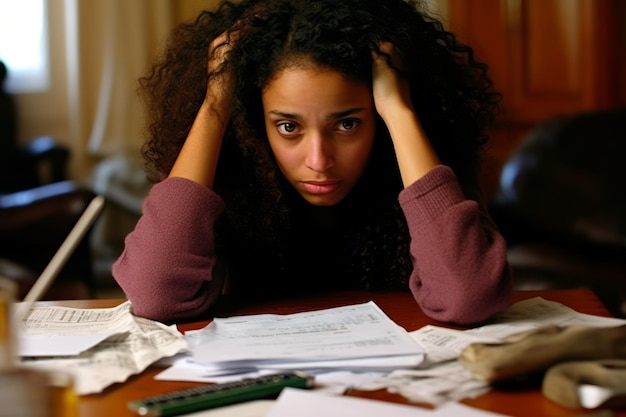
205, 30, 239, 126
167, 30, 240, 188
371, 41, 413, 121
372, 42, 440, 186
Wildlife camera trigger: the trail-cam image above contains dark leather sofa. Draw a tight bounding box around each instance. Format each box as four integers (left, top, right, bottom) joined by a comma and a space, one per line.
489, 108, 626, 318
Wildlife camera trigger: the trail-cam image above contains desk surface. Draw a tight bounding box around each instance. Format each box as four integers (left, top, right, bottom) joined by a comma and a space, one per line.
49, 289, 623, 417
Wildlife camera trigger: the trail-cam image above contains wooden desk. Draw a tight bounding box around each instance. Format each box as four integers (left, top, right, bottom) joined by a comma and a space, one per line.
50, 289, 623, 417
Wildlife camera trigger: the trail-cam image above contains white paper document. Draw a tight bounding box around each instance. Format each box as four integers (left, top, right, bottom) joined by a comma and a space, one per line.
179, 389, 511, 417
186, 301, 424, 371
19, 333, 119, 357
17, 301, 188, 395
264, 388, 510, 417
179, 400, 275, 417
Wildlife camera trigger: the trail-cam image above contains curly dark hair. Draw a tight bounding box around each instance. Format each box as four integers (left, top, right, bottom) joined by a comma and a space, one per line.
138, 0, 500, 293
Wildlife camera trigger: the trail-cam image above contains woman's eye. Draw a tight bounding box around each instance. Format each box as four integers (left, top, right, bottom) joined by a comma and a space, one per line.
277, 122, 298, 134
338, 119, 358, 131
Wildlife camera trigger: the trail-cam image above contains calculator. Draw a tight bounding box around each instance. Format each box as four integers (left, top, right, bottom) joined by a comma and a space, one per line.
127, 372, 314, 416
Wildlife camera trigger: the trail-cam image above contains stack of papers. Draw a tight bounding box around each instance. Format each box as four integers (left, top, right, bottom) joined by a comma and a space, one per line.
183, 301, 424, 373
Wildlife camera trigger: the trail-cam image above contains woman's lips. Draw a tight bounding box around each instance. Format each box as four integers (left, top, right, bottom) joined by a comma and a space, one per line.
301, 180, 342, 194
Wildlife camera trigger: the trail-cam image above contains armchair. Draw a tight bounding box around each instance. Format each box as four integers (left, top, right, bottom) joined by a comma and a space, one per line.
489, 108, 626, 318
0, 181, 98, 300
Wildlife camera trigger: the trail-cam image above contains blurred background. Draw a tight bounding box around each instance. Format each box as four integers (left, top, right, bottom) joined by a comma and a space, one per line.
1, 0, 625, 316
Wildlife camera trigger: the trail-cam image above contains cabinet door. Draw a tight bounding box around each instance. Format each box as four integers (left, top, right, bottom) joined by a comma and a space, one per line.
447, 0, 618, 124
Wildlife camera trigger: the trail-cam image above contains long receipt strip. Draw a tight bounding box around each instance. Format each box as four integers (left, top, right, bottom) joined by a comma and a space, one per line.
19, 300, 188, 396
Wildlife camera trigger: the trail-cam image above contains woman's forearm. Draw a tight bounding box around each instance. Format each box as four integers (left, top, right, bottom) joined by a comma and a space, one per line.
112, 177, 226, 322
382, 106, 440, 187
169, 32, 235, 188
371, 42, 440, 187
169, 101, 226, 188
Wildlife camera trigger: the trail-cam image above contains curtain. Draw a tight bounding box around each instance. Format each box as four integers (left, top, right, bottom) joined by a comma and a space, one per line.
65, 0, 173, 173
63, 0, 174, 273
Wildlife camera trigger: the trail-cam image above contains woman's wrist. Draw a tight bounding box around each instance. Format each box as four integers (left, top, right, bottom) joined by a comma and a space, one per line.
384, 107, 441, 186
168, 102, 226, 187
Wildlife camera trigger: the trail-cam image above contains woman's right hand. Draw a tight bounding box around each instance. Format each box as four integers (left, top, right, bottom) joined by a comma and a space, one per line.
205, 30, 239, 124
168, 30, 240, 188
371, 41, 413, 121
371, 42, 440, 186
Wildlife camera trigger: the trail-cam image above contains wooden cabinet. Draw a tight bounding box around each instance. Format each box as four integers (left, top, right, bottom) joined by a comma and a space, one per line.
445, 0, 625, 198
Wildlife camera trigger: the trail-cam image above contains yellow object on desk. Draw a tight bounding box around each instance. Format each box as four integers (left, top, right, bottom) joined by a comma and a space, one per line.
0, 277, 78, 417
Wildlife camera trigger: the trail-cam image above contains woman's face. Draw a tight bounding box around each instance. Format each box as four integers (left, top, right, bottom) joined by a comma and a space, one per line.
262, 64, 376, 206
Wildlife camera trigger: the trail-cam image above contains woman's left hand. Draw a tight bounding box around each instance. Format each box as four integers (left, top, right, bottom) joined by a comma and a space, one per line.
371, 41, 440, 186
371, 42, 413, 121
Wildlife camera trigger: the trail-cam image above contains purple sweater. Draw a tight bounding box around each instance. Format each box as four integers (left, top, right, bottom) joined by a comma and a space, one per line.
113, 165, 512, 325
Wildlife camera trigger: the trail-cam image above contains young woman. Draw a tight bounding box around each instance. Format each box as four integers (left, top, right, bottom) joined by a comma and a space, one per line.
113, 0, 512, 324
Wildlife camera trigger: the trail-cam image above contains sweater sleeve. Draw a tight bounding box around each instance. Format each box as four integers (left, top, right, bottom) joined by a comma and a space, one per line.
112, 177, 226, 322
399, 165, 512, 325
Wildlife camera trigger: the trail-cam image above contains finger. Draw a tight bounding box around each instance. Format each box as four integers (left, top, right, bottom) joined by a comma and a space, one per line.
373, 41, 407, 74
377, 41, 394, 56
208, 32, 234, 74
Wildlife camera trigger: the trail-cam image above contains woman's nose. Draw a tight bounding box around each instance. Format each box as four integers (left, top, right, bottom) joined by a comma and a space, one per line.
305, 133, 334, 172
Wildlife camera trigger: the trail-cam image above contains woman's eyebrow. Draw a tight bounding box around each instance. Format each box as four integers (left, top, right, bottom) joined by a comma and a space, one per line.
268, 110, 301, 120
267, 107, 366, 120
327, 107, 366, 120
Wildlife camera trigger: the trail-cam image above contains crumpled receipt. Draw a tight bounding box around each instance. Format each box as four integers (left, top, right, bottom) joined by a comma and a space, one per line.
18, 301, 188, 395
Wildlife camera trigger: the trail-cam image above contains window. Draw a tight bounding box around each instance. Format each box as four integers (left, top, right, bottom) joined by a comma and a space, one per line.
0, 0, 49, 93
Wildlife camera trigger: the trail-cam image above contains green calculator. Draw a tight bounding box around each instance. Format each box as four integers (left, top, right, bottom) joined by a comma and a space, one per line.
127, 372, 314, 416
